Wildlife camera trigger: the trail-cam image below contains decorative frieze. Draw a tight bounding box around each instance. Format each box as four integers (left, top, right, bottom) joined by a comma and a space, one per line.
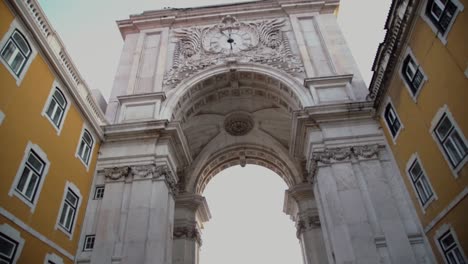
164, 15, 304, 89
173, 224, 202, 245
102, 165, 178, 194
103, 166, 132, 180
312, 144, 380, 165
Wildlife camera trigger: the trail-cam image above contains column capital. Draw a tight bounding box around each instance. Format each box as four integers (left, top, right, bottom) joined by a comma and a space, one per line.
295, 208, 321, 238
173, 222, 202, 245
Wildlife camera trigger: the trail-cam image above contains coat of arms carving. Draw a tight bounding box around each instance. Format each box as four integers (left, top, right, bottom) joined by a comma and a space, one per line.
163, 15, 304, 89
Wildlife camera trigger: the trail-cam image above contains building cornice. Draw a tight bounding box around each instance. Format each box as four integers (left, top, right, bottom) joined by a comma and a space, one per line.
368, 0, 420, 110
8, 0, 107, 139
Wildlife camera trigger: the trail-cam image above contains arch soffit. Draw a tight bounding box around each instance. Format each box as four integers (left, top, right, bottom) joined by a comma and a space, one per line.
161, 63, 313, 120
187, 144, 301, 194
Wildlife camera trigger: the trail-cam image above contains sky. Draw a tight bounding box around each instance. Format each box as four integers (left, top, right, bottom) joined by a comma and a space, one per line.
37, 0, 391, 263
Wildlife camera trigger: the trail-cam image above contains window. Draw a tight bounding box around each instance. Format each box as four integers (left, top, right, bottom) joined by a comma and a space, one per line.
426, 0, 459, 34
77, 129, 94, 165
45, 88, 67, 128
93, 186, 104, 200
58, 188, 79, 233
83, 235, 95, 251
402, 54, 425, 96
408, 159, 434, 206
438, 230, 466, 264
0, 233, 19, 264
434, 114, 467, 168
44, 253, 63, 264
0, 30, 31, 76
384, 103, 401, 138
15, 150, 45, 202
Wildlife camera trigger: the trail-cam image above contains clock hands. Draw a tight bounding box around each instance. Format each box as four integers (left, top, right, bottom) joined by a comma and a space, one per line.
221, 28, 236, 52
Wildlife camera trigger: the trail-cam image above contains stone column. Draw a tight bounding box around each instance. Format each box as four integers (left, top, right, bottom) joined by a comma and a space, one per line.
91, 165, 177, 264
284, 183, 329, 264
172, 193, 211, 264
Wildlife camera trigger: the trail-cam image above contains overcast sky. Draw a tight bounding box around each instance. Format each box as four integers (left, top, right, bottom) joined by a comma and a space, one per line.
37, 0, 391, 263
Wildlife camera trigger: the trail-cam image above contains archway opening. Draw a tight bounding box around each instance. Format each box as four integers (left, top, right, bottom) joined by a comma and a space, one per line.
199, 165, 302, 264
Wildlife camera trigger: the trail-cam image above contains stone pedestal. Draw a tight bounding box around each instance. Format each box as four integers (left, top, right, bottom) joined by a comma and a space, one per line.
285, 183, 329, 264
172, 193, 211, 264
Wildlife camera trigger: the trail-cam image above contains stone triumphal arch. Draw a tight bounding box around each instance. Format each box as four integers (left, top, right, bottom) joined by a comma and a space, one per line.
77, 1, 434, 263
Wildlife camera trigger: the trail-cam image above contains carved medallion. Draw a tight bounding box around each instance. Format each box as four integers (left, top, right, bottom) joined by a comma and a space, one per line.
224, 112, 254, 136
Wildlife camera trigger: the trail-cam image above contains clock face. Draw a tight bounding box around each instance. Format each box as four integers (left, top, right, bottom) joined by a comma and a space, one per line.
208, 28, 254, 54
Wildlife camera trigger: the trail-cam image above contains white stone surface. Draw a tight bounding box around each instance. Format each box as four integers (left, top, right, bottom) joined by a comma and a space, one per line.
78, 1, 434, 263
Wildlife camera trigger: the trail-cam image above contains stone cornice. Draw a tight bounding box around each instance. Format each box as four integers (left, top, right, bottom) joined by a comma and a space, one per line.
9, 0, 107, 138
102, 120, 192, 165
175, 193, 211, 223
289, 101, 375, 157
117, 92, 166, 104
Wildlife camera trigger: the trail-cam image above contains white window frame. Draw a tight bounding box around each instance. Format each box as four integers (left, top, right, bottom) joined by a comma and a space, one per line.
399, 48, 427, 102
0, 224, 25, 264
93, 186, 105, 200
75, 124, 95, 171
435, 224, 467, 264
382, 98, 404, 144
405, 153, 437, 212
430, 105, 468, 176
83, 235, 95, 251
0, 19, 37, 86
8, 142, 50, 212
42, 80, 71, 135
421, 0, 464, 45
44, 253, 63, 264
55, 181, 82, 240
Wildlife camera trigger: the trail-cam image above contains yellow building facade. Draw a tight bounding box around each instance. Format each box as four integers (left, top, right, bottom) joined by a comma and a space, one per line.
0, 0, 106, 263
370, 0, 467, 263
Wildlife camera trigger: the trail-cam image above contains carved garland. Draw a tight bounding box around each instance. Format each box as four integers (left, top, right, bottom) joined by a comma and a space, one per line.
305, 144, 381, 183
103, 165, 178, 194
312, 144, 380, 164
164, 15, 304, 89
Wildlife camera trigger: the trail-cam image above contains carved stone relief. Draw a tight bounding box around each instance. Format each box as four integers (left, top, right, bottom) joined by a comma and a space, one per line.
312, 144, 380, 165
224, 112, 254, 136
164, 15, 304, 89
173, 223, 202, 245
307, 144, 381, 182
102, 165, 178, 194
296, 209, 321, 238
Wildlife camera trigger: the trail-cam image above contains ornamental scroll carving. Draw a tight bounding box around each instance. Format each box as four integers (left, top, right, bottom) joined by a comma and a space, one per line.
164, 15, 304, 89
103, 165, 178, 194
